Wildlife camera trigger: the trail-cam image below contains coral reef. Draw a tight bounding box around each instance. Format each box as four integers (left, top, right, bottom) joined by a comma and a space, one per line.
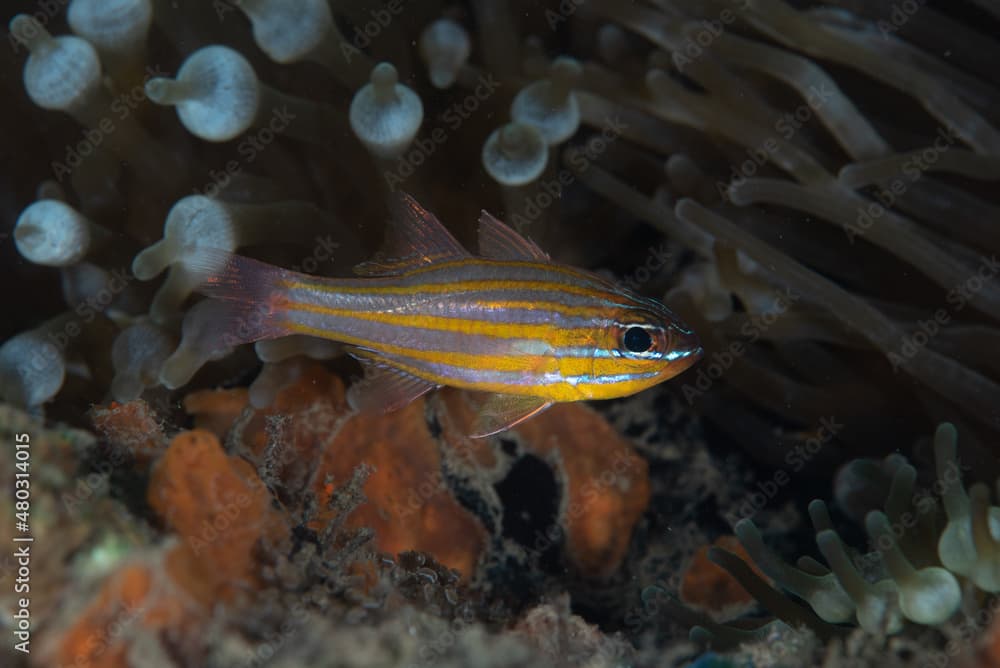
311, 396, 490, 579
18, 379, 655, 666
663, 423, 999, 666
678, 535, 763, 620
147, 429, 289, 601
505, 401, 651, 579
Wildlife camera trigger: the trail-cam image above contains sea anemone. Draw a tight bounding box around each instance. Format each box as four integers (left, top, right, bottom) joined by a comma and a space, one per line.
677, 423, 998, 651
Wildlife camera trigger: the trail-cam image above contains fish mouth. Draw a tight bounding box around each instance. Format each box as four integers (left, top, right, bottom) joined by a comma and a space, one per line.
668, 328, 703, 376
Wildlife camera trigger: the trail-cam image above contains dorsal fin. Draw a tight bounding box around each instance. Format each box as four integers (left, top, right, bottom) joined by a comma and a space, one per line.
354, 193, 470, 276
477, 211, 550, 261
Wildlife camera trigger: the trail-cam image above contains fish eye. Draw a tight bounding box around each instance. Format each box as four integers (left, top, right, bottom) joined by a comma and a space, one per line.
622, 326, 654, 353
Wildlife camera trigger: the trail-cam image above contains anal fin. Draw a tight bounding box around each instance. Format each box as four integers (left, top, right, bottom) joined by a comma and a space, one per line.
347, 353, 438, 413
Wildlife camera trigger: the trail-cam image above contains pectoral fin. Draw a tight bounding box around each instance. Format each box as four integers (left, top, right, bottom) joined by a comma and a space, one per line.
347, 352, 438, 413
470, 393, 553, 438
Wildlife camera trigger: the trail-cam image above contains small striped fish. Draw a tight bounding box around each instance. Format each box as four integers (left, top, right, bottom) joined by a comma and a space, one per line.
197, 194, 702, 436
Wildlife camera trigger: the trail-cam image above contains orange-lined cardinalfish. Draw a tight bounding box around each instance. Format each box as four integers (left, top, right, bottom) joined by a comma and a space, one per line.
194, 194, 702, 437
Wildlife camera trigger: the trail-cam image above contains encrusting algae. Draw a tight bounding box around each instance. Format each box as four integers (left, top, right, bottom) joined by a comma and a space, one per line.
147, 429, 289, 602
310, 397, 490, 579
30, 362, 655, 666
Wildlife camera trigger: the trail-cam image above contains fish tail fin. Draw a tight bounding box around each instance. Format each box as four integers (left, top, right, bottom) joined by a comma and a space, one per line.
188, 249, 296, 346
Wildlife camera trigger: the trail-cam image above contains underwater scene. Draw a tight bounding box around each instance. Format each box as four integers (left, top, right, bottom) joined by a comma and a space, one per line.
1, 0, 999, 666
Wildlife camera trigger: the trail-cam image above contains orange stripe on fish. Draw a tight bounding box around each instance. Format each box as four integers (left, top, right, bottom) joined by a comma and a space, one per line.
192, 194, 702, 436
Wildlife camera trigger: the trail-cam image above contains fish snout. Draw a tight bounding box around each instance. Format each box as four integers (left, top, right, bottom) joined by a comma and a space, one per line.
667, 325, 703, 375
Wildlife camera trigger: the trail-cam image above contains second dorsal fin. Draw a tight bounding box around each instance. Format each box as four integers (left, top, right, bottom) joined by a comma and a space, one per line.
477, 210, 550, 261
354, 193, 470, 276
